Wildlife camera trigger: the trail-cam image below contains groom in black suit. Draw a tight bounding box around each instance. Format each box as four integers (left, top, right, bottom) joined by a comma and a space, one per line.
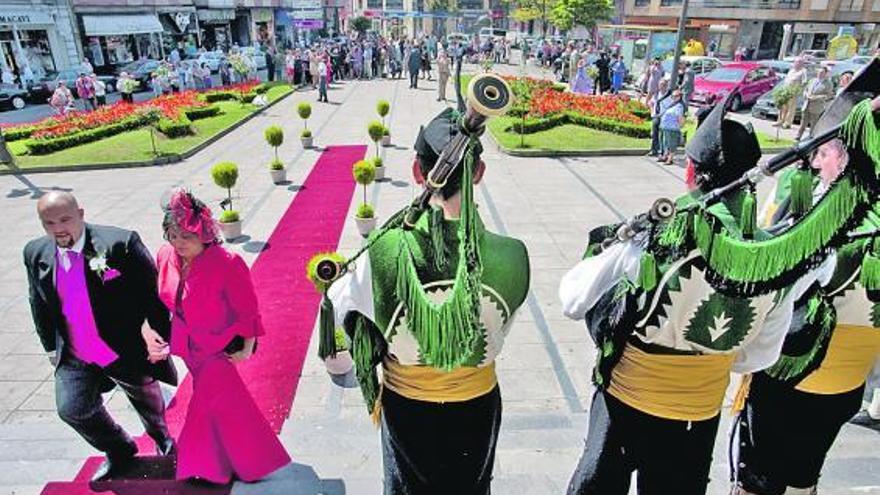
23, 191, 177, 482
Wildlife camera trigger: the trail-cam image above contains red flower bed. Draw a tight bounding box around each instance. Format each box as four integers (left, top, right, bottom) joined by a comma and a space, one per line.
528, 89, 647, 126
30, 92, 206, 139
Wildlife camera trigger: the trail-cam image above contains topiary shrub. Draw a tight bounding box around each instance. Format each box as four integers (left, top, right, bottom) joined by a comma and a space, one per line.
356, 203, 375, 219
376, 100, 390, 126
264, 125, 284, 160
156, 116, 193, 138
372, 156, 383, 168
269, 158, 284, 170
219, 210, 240, 223
352, 158, 376, 211
367, 120, 384, 158
211, 161, 239, 219
298, 102, 312, 132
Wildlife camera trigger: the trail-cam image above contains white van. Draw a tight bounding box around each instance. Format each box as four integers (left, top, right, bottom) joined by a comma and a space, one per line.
478, 28, 507, 43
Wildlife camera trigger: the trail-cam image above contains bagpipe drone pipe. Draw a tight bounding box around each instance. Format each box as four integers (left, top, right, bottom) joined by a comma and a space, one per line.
305, 71, 514, 362
594, 59, 880, 299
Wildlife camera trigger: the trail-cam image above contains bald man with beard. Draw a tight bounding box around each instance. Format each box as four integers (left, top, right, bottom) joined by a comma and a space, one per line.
22, 192, 177, 482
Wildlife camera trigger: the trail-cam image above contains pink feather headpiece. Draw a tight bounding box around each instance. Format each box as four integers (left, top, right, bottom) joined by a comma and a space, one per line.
165, 188, 220, 244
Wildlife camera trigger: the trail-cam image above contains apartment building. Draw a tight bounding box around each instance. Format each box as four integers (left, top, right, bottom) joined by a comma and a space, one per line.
621, 0, 879, 58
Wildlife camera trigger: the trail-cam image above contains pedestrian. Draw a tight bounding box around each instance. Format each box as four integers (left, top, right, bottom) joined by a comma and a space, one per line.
201, 63, 213, 89
436, 49, 450, 101
568, 43, 580, 84
363, 44, 374, 79
645, 58, 663, 105
80, 58, 94, 76
150, 73, 163, 98
797, 66, 834, 140
648, 79, 670, 157
152, 189, 290, 483
49, 80, 74, 115
708, 39, 717, 58
92, 74, 106, 107
310, 50, 321, 88
774, 57, 808, 129
421, 45, 432, 81
836, 71, 853, 96
658, 89, 686, 165
23, 192, 177, 482
571, 59, 593, 95
611, 55, 627, 94
317, 56, 329, 103
74, 73, 96, 111
680, 61, 695, 114
408, 44, 422, 89
325, 107, 529, 495
266, 47, 275, 82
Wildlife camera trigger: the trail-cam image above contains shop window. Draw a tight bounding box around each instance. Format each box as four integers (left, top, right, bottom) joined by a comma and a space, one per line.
839, 0, 863, 8
874, 0, 880, 10
660, 0, 683, 6
634, 0, 650, 6
0, 29, 55, 80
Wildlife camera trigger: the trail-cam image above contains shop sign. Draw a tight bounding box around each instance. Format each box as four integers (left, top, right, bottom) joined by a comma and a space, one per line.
0, 10, 52, 25
252, 8, 273, 23
197, 9, 236, 22
294, 19, 323, 29
174, 12, 192, 32
794, 22, 838, 34
290, 8, 323, 19
291, 0, 322, 9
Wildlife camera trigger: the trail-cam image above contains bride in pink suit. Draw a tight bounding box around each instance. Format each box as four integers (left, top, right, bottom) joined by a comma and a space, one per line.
146, 189, 290, 484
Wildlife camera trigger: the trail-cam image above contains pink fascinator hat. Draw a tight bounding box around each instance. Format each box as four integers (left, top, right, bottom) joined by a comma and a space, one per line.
161, 188, 221, 244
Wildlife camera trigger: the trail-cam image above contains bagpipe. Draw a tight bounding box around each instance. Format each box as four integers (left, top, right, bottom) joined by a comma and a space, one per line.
306, 69, 514, 361
595, 87, 879, 298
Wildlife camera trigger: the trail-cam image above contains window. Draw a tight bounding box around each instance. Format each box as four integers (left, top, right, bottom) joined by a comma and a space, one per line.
660, 0, 682, 5
839, 0, 864, 8
810, 0, 828, 8
634, 0, 651, 6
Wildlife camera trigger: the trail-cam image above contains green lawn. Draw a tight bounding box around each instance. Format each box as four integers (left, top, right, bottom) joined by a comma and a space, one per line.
7, 85, 292, 169
489, 115, 794, 153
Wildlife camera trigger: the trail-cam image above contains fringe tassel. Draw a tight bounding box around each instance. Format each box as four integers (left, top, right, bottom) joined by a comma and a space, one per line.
693, 173, 869, 291
317, 294, 337, 360
637, 252, 658, 292
740, 187, 757, 239
393, 139, 485, 371
430, 208, 448, 271
841, 98, 880, 169
764, 294, 835, 382
789, 167, 814, 218
352, 316, 384, 423
860, 238, 880, 291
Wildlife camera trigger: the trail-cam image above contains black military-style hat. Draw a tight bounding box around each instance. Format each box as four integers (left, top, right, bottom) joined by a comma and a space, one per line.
414, 107, 483, 169
685, 97, 761, 189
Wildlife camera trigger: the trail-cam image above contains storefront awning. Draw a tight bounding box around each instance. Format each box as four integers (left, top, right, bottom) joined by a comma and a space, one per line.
82, 14, 163, 36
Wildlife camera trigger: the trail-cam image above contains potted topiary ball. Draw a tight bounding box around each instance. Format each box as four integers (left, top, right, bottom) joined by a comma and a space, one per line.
264, 125, 286, 184
298, 102, 313, 148
352, 159, 377, 237
323, 327, 354, 376
211, 161, 242, 240
367, 120, 384, 159
381, 125, 391, 147
376, 100, 391, 146
372, 156, 385, 180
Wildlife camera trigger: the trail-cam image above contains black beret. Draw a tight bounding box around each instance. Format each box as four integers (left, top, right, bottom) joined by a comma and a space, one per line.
686, 97, 761, 189
414, 107, 483, 168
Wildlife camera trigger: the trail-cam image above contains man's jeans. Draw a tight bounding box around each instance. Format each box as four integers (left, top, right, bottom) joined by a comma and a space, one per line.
55, 353, 169, 457
409, 71, 419, 88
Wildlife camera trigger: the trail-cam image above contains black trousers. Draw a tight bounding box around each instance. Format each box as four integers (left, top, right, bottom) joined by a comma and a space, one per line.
568, 390, 720, 495
381, 386, 502, 495
55, 353, 169, 458
730, 372, 864, 494
409, 71, 419, 89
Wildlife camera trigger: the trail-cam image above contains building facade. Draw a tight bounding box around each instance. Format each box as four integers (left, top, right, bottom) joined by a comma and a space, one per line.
622, 0, 880, 59
0, 0, 81, 83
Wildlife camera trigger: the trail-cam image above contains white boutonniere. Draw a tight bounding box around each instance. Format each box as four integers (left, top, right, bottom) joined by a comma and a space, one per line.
89, 252, 122, 283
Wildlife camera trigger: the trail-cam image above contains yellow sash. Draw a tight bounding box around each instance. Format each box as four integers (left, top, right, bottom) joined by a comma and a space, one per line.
796, 325, 880, 395
607, 344, 736, 421
382, 358, 497, 403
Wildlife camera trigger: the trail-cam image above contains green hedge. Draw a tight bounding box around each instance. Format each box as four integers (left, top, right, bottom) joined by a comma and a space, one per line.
203, 91, 239, 103
157, 115, 193, 138
507, 111, 651, 139
4, 126, 36, 142
255, 81, 290, 94
184, 105, 221, 121
238, 91, 258, 104
25, 114, 157, 155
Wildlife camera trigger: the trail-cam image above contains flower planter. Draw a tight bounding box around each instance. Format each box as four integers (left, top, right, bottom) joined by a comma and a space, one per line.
381, 135, 391, 147
374, 166, 386, 180
269, 168, 287, 184
324, 350, 354, 376
219, 220, 242, 241
301, 136, 313, 148
355, 216, 377, 237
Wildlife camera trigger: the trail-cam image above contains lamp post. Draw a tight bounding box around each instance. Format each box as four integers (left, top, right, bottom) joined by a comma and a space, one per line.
668, 0, 690, 91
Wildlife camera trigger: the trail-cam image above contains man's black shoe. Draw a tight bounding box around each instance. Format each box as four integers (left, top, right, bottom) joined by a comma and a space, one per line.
91, 443, 137, 482
156, 437, 177, 456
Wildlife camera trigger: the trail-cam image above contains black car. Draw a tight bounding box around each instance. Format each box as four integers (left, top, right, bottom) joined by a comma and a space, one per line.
115, 59, 162, 91
0, 84, 29, 111
28, 69, 118, 100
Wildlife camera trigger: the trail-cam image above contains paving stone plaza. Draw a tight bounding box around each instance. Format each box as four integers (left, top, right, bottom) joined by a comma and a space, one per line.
0, 73, 878, 495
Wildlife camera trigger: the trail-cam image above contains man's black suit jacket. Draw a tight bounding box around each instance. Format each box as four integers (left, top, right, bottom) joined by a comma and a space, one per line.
23, 223, 177, 386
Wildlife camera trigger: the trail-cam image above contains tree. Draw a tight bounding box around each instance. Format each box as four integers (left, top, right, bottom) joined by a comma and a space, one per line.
505, 0, 558, 37
550, 0, 613, 32
350, 16, 371, 35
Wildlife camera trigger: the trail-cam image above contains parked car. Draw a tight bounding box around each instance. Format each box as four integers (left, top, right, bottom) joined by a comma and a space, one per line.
757, 59, 794, 76
29, 69, 118, 100
784, 49, 827, 63
0, 83, 28, 111
691, 62, 778, 111
193, 51, 226, 73
661, 56, 722, 79
751, 79, 806, 123
115, 59, 162, 91
824, 55, 873, 77
239, 47, 267, 70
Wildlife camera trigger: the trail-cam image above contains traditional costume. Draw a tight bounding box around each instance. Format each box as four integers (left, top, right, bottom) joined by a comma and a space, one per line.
559, 100, 839, 495
730, 60, 880, 495
320, 107, 530, 494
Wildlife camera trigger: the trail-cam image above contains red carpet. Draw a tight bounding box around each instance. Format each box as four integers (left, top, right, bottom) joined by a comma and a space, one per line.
42, 145, 366, 494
